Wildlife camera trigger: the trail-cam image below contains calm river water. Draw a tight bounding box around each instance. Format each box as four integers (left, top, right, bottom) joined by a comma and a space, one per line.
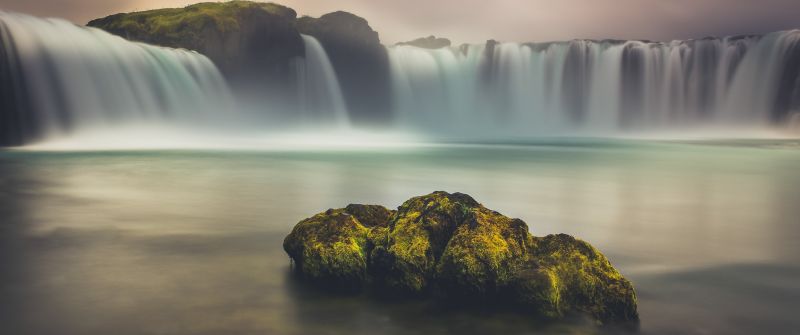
1, 140, 799, 334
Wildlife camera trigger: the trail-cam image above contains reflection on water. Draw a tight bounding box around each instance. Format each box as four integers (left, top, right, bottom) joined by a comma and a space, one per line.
1, 141, 799, 334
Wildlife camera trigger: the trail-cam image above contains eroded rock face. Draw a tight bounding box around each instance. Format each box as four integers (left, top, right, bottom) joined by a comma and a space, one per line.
283, 191, 639, 324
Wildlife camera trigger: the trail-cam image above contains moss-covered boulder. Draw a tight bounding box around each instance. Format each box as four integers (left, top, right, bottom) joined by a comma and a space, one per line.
511, 234, 638, 323
283, 191, 638, 325
542, 234, 639, 323
371, 192, 478, 292
283, 208, 370, 289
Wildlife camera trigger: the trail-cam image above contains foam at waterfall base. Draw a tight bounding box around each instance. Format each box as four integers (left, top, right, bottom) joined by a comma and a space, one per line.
20, 125, 428, 151
19, 124, 798, 151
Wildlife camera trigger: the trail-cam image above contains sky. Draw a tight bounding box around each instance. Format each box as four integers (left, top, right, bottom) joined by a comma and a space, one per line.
2, 0, 799, 44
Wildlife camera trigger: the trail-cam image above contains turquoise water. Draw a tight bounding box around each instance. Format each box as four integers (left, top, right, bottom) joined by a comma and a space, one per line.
1, 140, 799, 334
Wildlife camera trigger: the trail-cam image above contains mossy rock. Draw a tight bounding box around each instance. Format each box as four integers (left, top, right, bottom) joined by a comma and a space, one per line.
283, 208, 370, 289
523, 234, 639, 324
344, 204, 394, 228
374, 192, 479, 292
283, 192, 638, 324
435, 209, 533, 297
88, 1, 296, 51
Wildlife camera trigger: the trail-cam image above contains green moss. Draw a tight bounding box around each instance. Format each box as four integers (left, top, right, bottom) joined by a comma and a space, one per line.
509, 264, 562, 319
88, 1, 296, 49
377, 192, 480, 292
435, 207, 531, 296
367, 226, 389, 249
345, 204, 394, 228
282, 192, 638, 324
283, 208, 369, 288
529, 234, 639, 324
380, 221, 433, 291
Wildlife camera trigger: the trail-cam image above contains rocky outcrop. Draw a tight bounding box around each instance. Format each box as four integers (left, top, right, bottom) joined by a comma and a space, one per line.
397, 35, 451, 49
88, 2, 393, 124
87, 1, 305, 111
88, 1, 303, 79
296, 12, 392, 124
284, 191, 638, 325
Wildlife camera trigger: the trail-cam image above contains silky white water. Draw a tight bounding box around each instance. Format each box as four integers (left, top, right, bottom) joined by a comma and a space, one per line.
388, 31, 800, 137
0, 14, 357, 146
1, 11, 799, 148
295, 35, 350, 128
2, 142, 800, 334
0, 11, 234, 143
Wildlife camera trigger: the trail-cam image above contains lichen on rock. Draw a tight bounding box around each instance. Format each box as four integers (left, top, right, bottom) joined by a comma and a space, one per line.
525, 234, 639, 324
282, 191, 639, 324
283, 208, 370, 289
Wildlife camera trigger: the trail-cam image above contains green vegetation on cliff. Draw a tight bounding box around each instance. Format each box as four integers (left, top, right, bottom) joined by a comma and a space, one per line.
88, 1, 393, 120
87, 1, 304, 74
283, 191, 639, 325
89, 1, 294, 48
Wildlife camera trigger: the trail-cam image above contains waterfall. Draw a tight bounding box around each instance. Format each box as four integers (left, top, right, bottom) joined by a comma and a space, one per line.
295, 34, 350, 128
1, 10, 799, 146
387, 30, 800, 137
0, 11, 234, 145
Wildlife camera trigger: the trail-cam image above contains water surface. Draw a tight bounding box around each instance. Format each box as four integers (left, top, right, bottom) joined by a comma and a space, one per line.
1, 140, 799, 334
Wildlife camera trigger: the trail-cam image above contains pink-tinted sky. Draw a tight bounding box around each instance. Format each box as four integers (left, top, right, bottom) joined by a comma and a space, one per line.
2, 0, 799, 44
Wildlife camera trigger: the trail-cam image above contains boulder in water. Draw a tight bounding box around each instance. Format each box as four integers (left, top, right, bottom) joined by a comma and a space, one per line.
283, 208, 371, 290
283, 191, 638, 324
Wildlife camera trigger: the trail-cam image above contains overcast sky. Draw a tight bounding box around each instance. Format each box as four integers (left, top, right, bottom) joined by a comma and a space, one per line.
2, 0, 799, 44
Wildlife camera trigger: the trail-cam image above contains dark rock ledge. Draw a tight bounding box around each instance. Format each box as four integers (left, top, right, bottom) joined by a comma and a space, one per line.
396, 35, 452, 49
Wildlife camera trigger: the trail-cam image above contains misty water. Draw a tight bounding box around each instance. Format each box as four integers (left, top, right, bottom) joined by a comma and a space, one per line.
2, 140, 799, 335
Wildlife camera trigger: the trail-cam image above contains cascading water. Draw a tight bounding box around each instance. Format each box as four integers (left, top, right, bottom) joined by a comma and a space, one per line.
388, 31, 800, 137
1, 9, 798, 147
294, 35, 350, 128
0, 11, 234, 145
